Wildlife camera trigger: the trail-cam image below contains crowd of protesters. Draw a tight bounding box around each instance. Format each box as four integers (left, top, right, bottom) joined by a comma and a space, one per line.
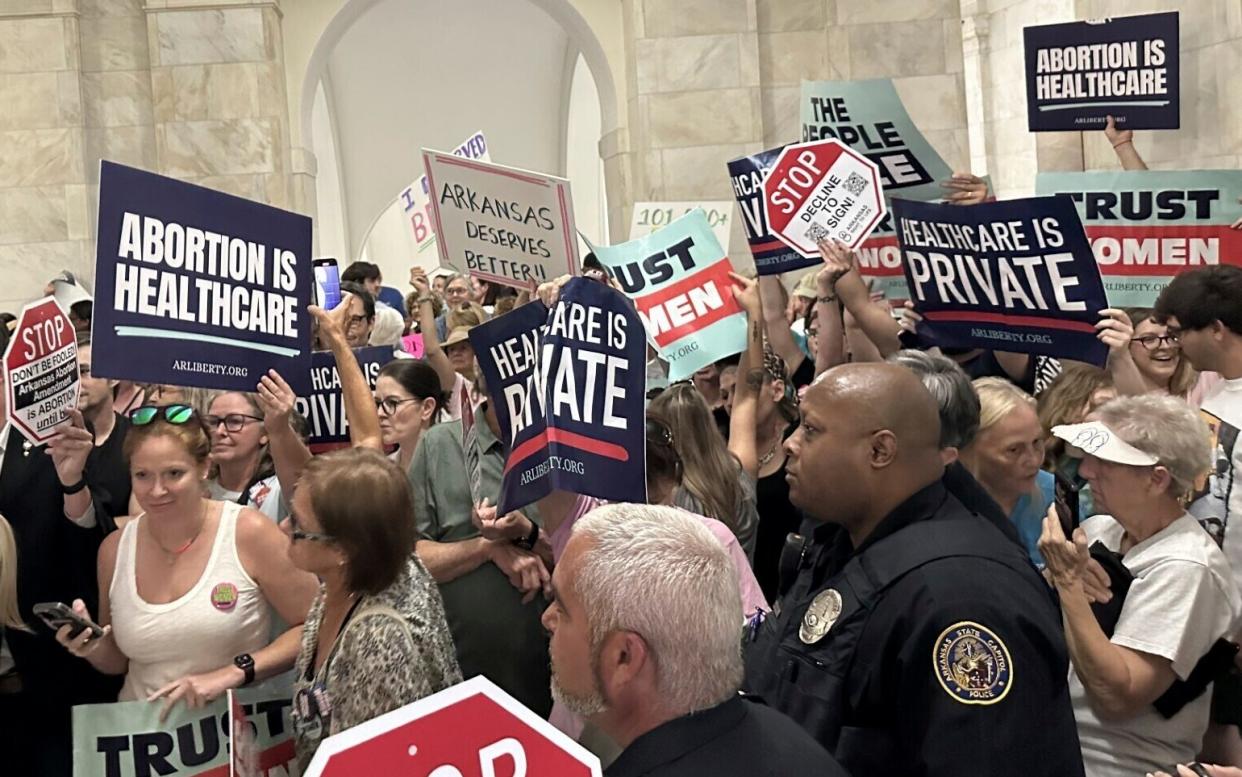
0, 127, 1239, 777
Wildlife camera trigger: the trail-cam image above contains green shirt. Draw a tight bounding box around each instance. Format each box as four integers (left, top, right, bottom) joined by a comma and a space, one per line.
408, 415, 551, 716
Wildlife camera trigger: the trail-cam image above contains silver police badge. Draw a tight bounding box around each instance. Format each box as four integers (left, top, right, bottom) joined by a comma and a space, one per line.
799, 589, 843, 644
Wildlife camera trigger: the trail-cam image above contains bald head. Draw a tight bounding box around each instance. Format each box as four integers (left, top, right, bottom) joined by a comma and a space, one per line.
809, 363, 942, 453
787, 364, 946, 539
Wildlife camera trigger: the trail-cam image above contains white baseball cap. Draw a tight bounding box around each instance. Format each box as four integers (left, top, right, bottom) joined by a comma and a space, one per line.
1051, 421, 1159, 466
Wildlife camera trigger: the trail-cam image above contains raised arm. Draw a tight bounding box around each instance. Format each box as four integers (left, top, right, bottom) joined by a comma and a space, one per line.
728, 273, 764, 479
757, 275, 805, 377
1105, 115, 1148, 171
310, 294, 383, 450
412, 269, 458, 394
818, 239, 902, 357
256, 369, 313, 495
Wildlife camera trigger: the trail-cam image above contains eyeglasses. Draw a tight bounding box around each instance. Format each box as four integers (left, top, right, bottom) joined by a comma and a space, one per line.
203, 413, 264, 433
346, 314, 370, 329
1130, 334, 1180, 350
130, 404, 196, 426
445, 286, 469, 297
645, 419, 675, 448
375, 396, 421, 416
288, 512, 333, 543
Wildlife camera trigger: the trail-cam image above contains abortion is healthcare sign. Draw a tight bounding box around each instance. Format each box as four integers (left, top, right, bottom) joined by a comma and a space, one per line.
895, 196, 1110, 366
1036, 170, 1242, 306
727, 145, 819, 276
594, 210, 746, 382
423, 149, 578, 289
470, 278, 646, 515
1024, 12, 1179, 131
92, 161, 313, 393
800, 78, 954, 203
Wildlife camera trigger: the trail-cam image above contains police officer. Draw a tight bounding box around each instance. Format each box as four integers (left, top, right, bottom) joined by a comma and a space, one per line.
743, 363, 1084, 777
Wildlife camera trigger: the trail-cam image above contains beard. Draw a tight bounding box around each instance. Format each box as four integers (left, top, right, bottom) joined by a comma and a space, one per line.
550, 662, 607, 718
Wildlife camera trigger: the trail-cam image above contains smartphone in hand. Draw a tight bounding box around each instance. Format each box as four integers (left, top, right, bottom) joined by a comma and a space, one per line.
312, 257, 342, 310
33, 602, 104, 640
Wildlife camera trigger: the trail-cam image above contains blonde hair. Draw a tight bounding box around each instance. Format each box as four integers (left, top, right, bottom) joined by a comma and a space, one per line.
648, 384, 743, 531
973, 377, 1036, 434
1037, 364, 1114, 466
0, 514, 28, 631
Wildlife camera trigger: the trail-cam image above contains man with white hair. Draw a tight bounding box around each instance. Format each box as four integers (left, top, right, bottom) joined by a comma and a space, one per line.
543, 503, 844, 776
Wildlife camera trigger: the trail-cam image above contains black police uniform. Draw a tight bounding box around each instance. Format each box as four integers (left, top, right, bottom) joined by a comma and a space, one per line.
744, 480, 1086, 777
605, 695, 849, 777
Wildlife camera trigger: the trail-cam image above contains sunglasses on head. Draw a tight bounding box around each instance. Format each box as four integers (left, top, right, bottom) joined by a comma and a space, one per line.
129, 404, 196, 426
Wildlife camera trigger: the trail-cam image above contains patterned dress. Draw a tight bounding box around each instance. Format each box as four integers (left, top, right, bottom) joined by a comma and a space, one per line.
291, 555, 462, 768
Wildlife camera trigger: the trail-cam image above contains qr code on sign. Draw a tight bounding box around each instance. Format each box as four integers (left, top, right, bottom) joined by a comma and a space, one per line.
843, 172, 868, 196
806, 223, 830, 242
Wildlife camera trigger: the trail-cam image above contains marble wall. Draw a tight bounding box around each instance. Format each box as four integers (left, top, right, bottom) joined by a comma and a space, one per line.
0, 0, 295, 313
963, 0, 1242, 197
619, 0, 970, 266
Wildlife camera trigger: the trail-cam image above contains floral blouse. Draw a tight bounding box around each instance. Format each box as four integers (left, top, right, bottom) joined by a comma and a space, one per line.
291, 555, 461, 768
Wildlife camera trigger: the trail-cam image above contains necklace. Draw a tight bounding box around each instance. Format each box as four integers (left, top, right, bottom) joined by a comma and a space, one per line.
153, 500, 208, 559
759, 437, 781, 467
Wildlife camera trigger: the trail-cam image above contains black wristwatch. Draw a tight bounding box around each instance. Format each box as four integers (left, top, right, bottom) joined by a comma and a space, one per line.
59, 476, 88, 495
515, 521, 540, 551
234, 653, 255, 686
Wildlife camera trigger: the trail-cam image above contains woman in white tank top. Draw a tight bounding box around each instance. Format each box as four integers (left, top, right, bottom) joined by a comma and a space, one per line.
56, 404, 318, 717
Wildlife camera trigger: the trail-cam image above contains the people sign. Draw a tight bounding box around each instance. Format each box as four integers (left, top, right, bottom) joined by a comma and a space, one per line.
92, 161, 313, 393
303, 675, 602, 777
422, 149, 579, 289
1024, 12, 1179, 131
762, 140, 886, 257
895, 196, 1110, 366
470, 278, 647, 515
5, 297, 79, 445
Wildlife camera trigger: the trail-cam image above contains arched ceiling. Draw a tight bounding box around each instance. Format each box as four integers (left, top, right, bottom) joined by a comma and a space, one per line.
320, 0, 574, 259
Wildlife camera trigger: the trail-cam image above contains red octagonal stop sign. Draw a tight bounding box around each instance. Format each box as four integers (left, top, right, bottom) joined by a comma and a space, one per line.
762, 139, 886, 257
4, 296, 79, 445
304, 676, 602, 777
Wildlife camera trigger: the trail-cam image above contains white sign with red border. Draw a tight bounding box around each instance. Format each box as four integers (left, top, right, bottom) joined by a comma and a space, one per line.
762, 139, 887, 257
423, 150, 579, 290
304, 675, 602, 777
4, 296, 79, 445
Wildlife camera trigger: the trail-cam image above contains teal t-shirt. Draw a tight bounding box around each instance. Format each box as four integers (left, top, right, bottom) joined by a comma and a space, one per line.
1010, 470, 1057, 566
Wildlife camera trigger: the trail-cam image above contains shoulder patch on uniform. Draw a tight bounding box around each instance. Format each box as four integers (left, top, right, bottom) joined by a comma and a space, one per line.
933, 621, 1012, 705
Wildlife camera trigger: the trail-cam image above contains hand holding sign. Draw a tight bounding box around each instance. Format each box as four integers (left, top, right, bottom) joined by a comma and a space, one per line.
729, 272, 761, 319
472, 498, 532, 543
1103, 115, 1133, 148
1094, 308, 1136, 356
941, 172, 991, 206
149, 665, 243, 723
44, 408, 93, 488
816, 238, 858, 291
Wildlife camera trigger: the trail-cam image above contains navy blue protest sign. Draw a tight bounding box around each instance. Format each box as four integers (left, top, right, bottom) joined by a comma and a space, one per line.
92, 161, 313, 392
727, 146, 818, 276
470, 278, 647, 514
1024, 12, 1179, 132
895, 196, 1109, 366
295, 346, 396, 451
